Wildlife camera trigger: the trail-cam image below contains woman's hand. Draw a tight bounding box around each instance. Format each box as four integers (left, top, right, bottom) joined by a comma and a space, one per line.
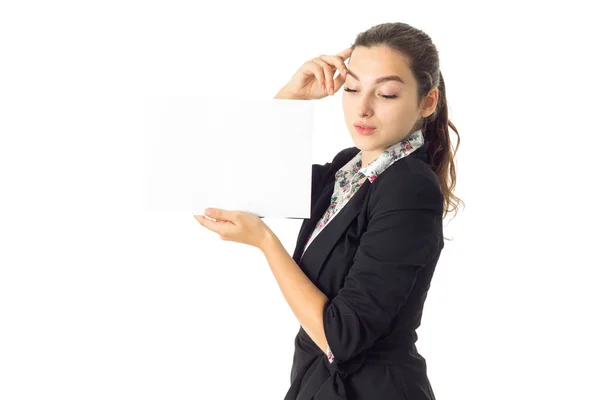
275, 47, 353, 100
194, 208, 274, 251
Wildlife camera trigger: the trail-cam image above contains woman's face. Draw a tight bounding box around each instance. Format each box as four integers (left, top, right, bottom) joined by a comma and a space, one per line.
342, 45, 432, 167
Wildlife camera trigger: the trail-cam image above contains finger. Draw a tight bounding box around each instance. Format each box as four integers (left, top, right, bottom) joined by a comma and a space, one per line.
319, 54, 348, 80
195, 215, 220, 233
336, 46, 354, 61
306, 60, 327, 92
197, 215, 235, 240
320, 55, 349, 94
204, 208, 235, 222
312, 58, 335, 95
333, 69, 347, 94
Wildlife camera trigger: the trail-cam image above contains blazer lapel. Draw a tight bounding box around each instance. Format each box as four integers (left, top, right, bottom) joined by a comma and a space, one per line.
291, 148, 360, 267
291, 141, 430, 283
294, 178, 371, 284
291, 178, 335, 265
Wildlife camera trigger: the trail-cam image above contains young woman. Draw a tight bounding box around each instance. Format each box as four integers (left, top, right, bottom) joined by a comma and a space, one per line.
197, 21, 462, 400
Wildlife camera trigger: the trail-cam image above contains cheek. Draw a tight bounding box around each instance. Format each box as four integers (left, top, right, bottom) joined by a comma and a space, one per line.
341, 94, 364, 113
341, 96, 352, 115
341, 93, 350, 107
380, 108, 407, 128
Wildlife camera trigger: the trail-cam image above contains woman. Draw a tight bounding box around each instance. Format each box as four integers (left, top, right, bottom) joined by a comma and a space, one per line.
196, 21, 462, 400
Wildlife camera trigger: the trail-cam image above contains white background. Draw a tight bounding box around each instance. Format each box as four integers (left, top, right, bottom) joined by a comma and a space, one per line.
1, 1, 599, 399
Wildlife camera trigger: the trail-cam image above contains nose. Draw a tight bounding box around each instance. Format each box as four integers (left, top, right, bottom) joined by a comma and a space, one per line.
356, 95, 374, 118
358, 106, 373, 119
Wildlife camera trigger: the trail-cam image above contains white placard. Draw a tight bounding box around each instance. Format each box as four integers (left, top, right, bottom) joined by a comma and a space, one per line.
143, 97, 314, 218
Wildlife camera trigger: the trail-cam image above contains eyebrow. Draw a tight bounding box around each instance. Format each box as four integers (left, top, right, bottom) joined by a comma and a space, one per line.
346, 69, 405, 85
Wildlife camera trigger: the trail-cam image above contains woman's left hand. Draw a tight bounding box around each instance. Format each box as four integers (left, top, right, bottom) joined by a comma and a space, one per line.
194, 208, 273, 250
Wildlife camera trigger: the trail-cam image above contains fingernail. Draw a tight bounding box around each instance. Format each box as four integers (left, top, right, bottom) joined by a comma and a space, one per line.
328, 88, 333, 95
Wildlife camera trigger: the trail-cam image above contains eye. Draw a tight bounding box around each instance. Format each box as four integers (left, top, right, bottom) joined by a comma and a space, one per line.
343, 87, 397, 99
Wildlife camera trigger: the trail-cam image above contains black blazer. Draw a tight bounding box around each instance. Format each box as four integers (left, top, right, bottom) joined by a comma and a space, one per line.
284, 141, 444, 400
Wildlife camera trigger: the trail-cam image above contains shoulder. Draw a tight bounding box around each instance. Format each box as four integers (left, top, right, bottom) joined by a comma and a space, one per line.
368, 154, 443, 214
331, 146, 361, 168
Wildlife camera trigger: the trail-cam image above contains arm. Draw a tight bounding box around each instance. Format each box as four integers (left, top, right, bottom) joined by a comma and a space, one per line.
323, 175, 443, 363
260, 232, 331, 355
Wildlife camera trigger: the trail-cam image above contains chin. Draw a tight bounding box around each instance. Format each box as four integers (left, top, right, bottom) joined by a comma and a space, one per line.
353, 136, 379, 147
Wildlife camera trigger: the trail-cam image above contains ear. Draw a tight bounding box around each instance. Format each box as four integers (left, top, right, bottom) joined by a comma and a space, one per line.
421, 87, 439, 118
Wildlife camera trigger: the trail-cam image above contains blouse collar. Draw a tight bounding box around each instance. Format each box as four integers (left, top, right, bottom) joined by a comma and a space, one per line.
335, 129, 425, 184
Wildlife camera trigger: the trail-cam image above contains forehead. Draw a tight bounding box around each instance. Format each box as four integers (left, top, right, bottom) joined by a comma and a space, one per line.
347, 46, 413, 84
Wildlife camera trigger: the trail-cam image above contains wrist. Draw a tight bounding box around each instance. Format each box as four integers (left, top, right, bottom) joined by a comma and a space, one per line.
259, 226, 278, 252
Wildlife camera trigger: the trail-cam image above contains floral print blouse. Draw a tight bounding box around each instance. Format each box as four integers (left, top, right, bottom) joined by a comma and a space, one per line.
300, 128, 425, 363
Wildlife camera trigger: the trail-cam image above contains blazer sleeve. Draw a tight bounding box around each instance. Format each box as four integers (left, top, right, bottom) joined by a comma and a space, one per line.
322, 171, 443, 363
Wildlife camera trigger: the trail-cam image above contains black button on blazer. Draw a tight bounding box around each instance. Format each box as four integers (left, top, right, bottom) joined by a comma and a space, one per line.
284, 141, 444, 400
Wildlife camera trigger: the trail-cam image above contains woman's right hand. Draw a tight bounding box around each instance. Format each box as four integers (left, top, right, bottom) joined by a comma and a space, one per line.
275, 47, 354, 100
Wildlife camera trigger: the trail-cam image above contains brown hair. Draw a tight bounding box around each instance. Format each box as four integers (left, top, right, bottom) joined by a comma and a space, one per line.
350, 22, 464, 227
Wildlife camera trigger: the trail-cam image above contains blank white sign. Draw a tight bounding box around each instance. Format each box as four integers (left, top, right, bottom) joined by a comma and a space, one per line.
143, 97, 314, 218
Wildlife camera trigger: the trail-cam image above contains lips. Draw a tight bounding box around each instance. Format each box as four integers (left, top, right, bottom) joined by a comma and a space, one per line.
354, 125, 376, 135
354, 123, 376, 129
